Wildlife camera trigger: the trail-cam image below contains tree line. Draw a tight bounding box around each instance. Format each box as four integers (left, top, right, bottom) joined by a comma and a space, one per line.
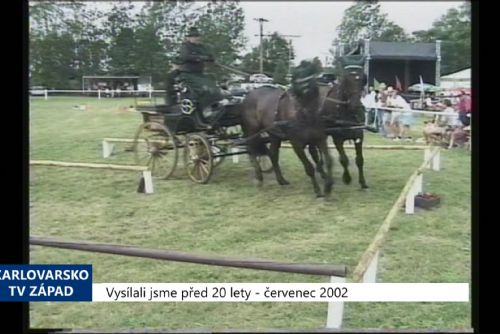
29, 1, 470, 89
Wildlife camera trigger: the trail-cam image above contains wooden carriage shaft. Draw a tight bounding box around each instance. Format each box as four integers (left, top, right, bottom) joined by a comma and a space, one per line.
212, 149, 248, 158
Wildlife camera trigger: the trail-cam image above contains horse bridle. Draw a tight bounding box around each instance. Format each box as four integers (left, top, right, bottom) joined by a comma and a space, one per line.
323, 65, 364, 107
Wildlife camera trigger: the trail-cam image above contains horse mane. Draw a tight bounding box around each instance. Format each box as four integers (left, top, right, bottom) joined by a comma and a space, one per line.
287, 84, 322, 123
336, 74, 351, 102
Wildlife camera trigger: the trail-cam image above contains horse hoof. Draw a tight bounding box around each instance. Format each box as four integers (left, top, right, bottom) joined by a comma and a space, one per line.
361, 184, 369, 189
343, 175, 352, 184
278, 179, 290, 186
316, 193, 325, 198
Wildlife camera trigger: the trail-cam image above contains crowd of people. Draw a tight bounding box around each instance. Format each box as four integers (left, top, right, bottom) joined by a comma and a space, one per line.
361, 84, 471, 148
361, 84, 414, 141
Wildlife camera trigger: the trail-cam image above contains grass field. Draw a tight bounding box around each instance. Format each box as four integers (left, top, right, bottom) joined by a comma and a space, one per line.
29, 96, 471, 330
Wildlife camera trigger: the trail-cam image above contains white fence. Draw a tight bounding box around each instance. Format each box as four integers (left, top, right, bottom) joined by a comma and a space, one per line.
30, 89, 167, 100
32, 89, 459, 117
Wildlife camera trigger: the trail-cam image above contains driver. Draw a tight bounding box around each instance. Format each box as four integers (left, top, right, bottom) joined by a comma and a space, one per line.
176, 27, 225, 129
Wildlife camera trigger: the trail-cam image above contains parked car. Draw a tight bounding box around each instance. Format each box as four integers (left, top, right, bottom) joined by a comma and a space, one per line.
30, 86, 45, 96
249, 73, 273, 83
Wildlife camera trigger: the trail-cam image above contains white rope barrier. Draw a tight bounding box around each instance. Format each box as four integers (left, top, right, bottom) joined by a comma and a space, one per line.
368, 106, 457, 116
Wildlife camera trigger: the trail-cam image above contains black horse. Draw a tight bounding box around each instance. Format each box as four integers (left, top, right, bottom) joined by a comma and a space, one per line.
240, 67, 334, 197
311, 62, 369, 189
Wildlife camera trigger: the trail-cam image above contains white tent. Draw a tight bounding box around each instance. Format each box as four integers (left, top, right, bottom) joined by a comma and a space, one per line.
440, 68, 470, 89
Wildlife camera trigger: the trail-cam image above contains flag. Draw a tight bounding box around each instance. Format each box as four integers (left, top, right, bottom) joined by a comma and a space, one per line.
395, 75, 402, 91
419, 75, 425, 107
373, 78, 380, 90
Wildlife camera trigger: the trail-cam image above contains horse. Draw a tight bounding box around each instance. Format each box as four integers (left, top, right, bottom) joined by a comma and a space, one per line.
310, 62, 369, 189
240, 66, 334, 198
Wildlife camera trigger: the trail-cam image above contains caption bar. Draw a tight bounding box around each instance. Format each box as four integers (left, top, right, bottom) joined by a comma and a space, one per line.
93, 283, 469, 302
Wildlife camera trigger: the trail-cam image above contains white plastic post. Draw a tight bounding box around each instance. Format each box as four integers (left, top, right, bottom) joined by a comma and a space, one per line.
405, 185, 415, 214
149, 87, 152, 99
44, 89, 48, 100
362, 250, 380, 283
143, 171, 154, 194
111, 90, 115, 98
102, 140, 114, 158
424, 148, 431, 169
231, 147, 239, 163
432, 150, 441, 171
326, 276, 346, 329
98, 89, 101, 99
414, 174, 423, 194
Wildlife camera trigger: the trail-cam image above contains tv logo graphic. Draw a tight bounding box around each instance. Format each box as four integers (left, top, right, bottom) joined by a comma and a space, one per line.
0, 264, 92, 302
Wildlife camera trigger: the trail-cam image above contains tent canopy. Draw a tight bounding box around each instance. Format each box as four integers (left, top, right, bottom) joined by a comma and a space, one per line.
441, 68, 470, 81
440, 68, 470, 89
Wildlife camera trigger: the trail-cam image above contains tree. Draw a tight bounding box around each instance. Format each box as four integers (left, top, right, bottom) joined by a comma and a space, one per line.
191, 1, 247, 80
312, 57, 323, 74
28, 1, 250, 87
29, 1, 65, 37
273, 61, 288, 85
333, 1, 409, 55
30, 32, 75, 88
104, 3, 140, 76
241, 32, 295, 77
411, 2, 470, 74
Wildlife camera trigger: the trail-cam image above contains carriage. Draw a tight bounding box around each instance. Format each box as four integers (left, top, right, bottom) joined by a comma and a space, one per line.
131, 82, 272, 184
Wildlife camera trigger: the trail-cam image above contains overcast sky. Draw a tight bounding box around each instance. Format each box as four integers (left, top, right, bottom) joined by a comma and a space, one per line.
240, 1, 464, 64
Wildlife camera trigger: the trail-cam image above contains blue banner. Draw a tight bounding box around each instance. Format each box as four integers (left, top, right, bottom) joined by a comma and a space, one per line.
0, 264, 92, 302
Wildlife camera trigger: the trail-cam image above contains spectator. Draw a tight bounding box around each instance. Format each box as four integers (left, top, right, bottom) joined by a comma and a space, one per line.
437, 99, 460, 127
386, 87, 412, 141
377, 83, 392, 137
424, 94, 434, 110
424, 99, 463, 147
457, 90, 471, 126
365, 86, 378, 126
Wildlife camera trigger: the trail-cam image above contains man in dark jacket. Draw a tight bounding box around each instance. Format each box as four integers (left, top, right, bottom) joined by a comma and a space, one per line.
177, 27, 224, 129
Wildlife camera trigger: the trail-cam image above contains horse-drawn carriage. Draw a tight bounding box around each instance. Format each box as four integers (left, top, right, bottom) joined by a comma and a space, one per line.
132, 82, 272, 184
131, 56, 371, 197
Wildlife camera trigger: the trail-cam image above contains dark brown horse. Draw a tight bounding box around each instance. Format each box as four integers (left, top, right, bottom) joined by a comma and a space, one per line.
312, 63, 370, 189
240, 80, 334, 197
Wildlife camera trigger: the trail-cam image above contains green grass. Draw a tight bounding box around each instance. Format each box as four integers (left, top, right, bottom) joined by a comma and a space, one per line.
29, 96, 471, 330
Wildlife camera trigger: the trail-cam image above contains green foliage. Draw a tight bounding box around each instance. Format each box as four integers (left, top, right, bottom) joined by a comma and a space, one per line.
272, 60, 289, 85
191, 1, 247, 81
312, 57, 323, 74
29, 1, 246, 87
411, 2, 471, 74
30, 32, 76, 88
335, 1, 409, 48
241, 32, 294, 77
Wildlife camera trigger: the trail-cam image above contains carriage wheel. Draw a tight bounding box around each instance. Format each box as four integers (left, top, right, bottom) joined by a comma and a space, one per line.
133, 122, 178, 179
211, 144, 226, 168
184, 134, 214, 184
257, 155, 273, 173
